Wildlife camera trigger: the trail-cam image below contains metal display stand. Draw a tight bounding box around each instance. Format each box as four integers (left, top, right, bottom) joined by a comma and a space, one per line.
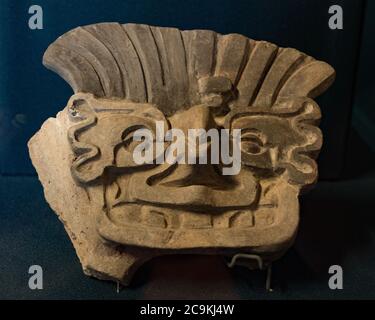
227, 253, 273, 292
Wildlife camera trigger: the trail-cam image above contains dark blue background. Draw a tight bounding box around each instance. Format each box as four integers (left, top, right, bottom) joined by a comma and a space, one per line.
0, 0, 364, 178
1, 0, 375, 300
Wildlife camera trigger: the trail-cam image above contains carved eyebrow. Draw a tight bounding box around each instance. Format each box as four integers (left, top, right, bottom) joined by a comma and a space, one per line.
241, 128, 266, 137
94, 108, 134, 113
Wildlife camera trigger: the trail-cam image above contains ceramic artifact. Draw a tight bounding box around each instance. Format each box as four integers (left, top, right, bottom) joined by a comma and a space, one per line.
28, 23, 335, 284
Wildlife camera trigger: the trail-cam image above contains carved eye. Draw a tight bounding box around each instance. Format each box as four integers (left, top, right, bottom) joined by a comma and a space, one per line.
121, 125, 148, 152
115, 125, 155, 167
241, 130, 266, 155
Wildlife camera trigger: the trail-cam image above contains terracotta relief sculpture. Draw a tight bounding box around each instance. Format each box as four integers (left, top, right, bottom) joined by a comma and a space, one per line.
28, 23, 335, 284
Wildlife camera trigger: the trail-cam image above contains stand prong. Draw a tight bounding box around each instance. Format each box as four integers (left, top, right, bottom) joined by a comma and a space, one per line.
227, 253, 274, 292
266, 264, 273, 292
226, 253, 263, 270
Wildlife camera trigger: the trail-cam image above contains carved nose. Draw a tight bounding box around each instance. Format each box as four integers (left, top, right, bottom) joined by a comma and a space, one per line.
169, 105, 217, 133
160, 105, 226, 187
169, 105, 218, 161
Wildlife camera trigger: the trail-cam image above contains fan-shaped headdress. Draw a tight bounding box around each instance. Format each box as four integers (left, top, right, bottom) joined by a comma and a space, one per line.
43, 23, 335, 115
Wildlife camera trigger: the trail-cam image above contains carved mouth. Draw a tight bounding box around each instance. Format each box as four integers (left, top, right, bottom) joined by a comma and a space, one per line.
96, 198, 282, 250
97, 179, 298, 251
107, 202, 277, 230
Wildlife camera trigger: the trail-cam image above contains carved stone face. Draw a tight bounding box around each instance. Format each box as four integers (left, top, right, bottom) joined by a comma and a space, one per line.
67, 93, 321, 250
29, 23, 335, 284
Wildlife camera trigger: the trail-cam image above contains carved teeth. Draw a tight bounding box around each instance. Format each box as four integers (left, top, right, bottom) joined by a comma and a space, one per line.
180, 212, 212, 229
109, 204, 141, 225
110, 204, 274, 229
140, 207, 272, 230
229, 211, 254, 228
254, 208, 274, 226
141, 207, 168, 228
